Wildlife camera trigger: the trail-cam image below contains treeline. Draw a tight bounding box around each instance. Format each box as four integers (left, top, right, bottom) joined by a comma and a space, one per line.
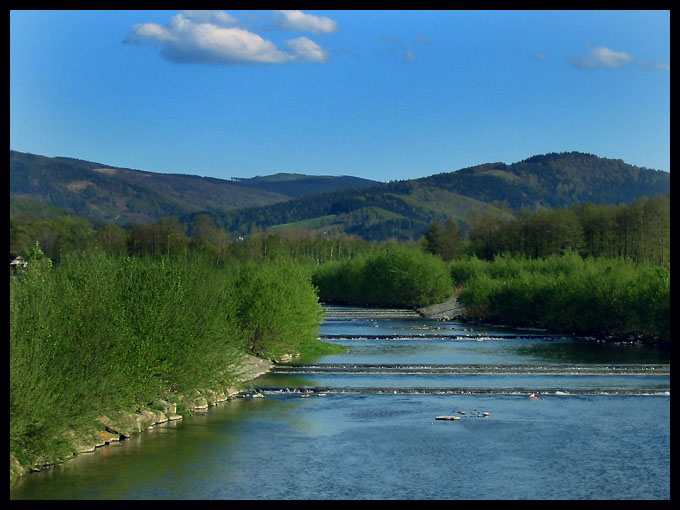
424, 194, 670, 267
10, 246, 333, 473
10, 200, 380, 267
11, 191, 670, 270
449, 253, 670, 346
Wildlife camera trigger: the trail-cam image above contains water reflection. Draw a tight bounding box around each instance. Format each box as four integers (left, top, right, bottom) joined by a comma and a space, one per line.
513, 338, 671, 364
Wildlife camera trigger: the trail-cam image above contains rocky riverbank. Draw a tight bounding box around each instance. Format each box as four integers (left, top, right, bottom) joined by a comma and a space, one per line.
10, 354, 276, 486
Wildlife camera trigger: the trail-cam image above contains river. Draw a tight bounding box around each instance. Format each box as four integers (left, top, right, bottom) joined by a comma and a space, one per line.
10, 306, 670, 500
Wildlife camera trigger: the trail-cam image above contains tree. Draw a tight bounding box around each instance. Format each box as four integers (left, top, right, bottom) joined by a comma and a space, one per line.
95, 224, 128, 256
423, 219, 462, 261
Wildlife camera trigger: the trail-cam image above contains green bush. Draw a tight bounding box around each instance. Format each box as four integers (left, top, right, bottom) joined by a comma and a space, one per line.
313, 245, 453, 308
10, 249, 327, 468
232, 259, 325, 359
452, 253, 669, 344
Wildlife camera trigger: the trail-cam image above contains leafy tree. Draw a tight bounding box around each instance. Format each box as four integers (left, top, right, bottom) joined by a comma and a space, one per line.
95, 223, 128, 256
423, 219, 463, 261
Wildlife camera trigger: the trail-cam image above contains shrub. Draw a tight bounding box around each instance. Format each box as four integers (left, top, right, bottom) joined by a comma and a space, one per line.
451, 253, 669, 344
10, 249, 326, 468
313, 245, 453, 308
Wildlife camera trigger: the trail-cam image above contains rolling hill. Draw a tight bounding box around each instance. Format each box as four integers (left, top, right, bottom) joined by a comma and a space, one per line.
9, 150, 379, 226
205, 152, 670, 241
10, 150, 670, 242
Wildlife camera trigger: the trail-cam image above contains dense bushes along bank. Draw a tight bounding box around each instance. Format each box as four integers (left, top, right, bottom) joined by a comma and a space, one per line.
10, 248, 338, 479
312, 245, 453, 308
310, 247, 669, 348
450, 252, 670, 346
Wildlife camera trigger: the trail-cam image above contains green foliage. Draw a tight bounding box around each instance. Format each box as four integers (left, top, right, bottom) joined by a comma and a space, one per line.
232, 259, 325, 359
465, 194, 670, 267
423, 219, 463, 261
313, 244, 453, 308
451, 253, 669, 345
10, 204, 95, 262
10, 249, 326, 468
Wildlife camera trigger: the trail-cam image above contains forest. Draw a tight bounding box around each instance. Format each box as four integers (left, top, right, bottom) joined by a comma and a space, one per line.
11, 192, 670, 268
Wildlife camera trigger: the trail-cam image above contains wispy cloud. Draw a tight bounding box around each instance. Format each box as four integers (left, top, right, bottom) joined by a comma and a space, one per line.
639, 60, 670, 72
568, 43, 669, 72
380, 36, 418, 64
124, 10, 334, 65
569, 44, 633, 70
272, 10, 338, 34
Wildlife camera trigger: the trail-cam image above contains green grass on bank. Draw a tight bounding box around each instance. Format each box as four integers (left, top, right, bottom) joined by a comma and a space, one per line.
9, 243, 669, 481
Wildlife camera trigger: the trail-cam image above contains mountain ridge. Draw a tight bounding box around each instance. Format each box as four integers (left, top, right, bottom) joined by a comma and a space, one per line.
10, 149, 669, 241
10, 150, 379, 226
210, 151, 669, 240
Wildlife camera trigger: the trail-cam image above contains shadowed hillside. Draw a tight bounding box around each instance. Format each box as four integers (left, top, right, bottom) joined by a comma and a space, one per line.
9, 151, 379, 226
206, 152, 670, 241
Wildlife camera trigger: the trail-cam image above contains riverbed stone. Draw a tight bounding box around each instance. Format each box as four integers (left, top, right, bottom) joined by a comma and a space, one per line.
190, 397, 209, 411
97, 430, 120, 445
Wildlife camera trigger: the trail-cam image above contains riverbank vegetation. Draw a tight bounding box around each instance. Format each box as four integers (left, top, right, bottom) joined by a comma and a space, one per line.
312, 244, 453, 308
449, 253, 669, 346
10, 246, 335, 478
463, 194, 670, 266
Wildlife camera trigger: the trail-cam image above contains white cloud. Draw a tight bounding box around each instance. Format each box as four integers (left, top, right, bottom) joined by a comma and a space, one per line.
273, 10, 338, 34
570, 45, 633, 70
284, 37, 329, 63
125, 11, 332, 65
181, 10, 240, 27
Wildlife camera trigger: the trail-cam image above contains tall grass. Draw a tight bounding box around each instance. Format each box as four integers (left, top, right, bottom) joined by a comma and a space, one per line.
312, 244, 453, 308
450, 252, 669, 344
10, 249, 327, 467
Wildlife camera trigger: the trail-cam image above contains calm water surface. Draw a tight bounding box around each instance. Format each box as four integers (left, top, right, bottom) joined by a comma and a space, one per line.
10, 306, 670, 500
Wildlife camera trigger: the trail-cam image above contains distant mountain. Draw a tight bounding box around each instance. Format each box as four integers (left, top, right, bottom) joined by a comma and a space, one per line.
10, 150, 669, 241
209, 152, 670, 241
10, 195, 83, 223
9, 150, 379, 226
418, 151, 670, 210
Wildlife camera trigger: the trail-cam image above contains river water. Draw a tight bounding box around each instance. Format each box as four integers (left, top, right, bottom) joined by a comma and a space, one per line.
10, 306, 670, 500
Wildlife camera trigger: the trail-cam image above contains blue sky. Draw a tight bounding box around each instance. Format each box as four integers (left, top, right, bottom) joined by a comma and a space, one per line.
10, 10, 670, 182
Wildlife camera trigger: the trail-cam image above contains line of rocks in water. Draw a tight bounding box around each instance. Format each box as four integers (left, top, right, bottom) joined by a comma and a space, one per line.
10, 354, 277, 484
